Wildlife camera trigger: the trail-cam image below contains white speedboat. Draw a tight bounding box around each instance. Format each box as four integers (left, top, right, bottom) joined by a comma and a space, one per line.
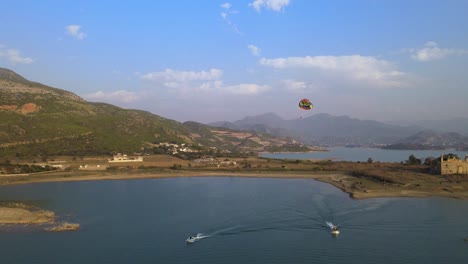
186, 236, 198, 243
331, 226, 340, 235
186, 234, 205, 244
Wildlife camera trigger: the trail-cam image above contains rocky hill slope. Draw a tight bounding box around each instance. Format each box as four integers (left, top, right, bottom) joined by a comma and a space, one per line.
382, 130, 468, 150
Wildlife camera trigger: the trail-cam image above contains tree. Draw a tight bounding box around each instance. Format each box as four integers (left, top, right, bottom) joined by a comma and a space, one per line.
443, 153, 459, 160
424, 157, 436, 166
367, 157, 373, 163
407, 154, 421, 165
170, 164, 182, 170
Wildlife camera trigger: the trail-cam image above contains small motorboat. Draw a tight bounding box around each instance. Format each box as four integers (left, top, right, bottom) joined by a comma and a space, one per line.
186, 236, 198, 243
331, 226, 340, 235
186, 234, 205, 244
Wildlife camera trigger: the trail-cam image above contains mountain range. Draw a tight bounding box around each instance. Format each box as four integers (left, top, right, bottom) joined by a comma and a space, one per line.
382, 130, 468, 150
210, 112, 419, 146
388, 118, 468, 135
210, 112, 468, 149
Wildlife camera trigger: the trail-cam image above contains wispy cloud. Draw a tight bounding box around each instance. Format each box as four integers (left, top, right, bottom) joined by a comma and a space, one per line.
84, 90, 139, 103
260, 55, 406, 87
410, 41, 468, 62
220, 3, 231, 9
282, 79, 307, 91
248, 44, 261, 56
224, 83, 270, 95
249, 0, 290, 12
141, 68, 223, 91
198, 80, 270, 95
141, 68, 269, 95
141, 68, 223, 82
0, 46, 34, 64
220, 2, 242, 35
65, 25, 86, 40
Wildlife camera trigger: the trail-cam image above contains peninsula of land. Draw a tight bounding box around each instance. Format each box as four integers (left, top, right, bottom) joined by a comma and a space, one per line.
1, 155, 467, 200
0, 202, 80, 231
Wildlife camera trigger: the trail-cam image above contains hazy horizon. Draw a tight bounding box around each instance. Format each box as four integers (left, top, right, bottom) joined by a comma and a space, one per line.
1, 1, 467, 124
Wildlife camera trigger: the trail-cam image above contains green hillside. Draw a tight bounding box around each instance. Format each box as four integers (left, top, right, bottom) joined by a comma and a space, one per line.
0, 68, 310, 158
0, 68, 193, 157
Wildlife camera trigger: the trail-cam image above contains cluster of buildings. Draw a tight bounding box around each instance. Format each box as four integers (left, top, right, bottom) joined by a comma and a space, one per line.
193, 156, 237, 167
79, 153, 143, 170
108, 153, 143, 163
154, 142, 199, 155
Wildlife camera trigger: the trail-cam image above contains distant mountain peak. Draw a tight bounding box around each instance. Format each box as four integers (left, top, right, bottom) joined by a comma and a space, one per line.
0, 67, 85, 103
0, 67, 30, 83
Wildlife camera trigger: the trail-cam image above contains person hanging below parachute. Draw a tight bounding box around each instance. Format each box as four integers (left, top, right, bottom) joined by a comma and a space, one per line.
298, 98, 313, 119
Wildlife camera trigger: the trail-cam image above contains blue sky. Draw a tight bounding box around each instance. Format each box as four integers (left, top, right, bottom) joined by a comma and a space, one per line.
1, 0, 467, 123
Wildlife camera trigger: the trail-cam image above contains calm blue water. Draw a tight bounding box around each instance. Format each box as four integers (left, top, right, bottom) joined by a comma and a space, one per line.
0, 177, 467, 264
261, 147, 468, 162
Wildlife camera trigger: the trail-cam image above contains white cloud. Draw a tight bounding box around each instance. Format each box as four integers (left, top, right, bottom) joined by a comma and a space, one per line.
410, 41, 468, 62
141, 68, 223, 93
259, 55, 406, 87
66, 25, 86, 40
0, 46, 34, 64
198, 80, 224, 92
202, 82, 270, 95
141, 68, 223, 82
84, 90, 139, 103
248, 44, 261, 56
197, 81, 270, 95
141, 68, 269, 95
221, 3, 231, 9
282, 79, 307, 91
249, 0, 290, 12
219, 2, 242, 35
224, 83, 270, 95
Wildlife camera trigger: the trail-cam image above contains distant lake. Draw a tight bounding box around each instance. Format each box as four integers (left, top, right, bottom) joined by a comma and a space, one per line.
1, 177, 467, 264
261, 147, 468, 162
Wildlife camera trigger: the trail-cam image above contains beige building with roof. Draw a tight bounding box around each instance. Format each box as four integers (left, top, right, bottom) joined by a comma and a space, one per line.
439, 154, 468, 175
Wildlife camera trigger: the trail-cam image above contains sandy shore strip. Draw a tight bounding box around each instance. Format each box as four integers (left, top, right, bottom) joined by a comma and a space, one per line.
0, 170, 337, 184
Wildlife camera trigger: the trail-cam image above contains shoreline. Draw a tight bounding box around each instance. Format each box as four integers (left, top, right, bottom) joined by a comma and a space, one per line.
1, 169, 467, 200
1, 168, 466, 231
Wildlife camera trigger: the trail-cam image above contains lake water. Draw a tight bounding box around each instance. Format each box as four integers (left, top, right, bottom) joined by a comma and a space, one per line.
1, 177, 467, 264
261, 147, 468, 162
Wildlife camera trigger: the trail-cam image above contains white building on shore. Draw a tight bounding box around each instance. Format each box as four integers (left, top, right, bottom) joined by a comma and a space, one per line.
108, 153, 143, 163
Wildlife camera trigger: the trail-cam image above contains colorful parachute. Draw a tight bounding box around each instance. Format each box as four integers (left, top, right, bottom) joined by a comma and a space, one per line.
298, 99, 313, 110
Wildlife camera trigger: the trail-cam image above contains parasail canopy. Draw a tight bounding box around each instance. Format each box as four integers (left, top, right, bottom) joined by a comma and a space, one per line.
298, 98, 313, 110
